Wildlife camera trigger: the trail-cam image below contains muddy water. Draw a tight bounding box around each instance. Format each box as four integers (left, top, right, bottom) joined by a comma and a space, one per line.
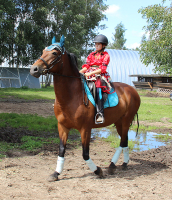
91, 127, 170, 152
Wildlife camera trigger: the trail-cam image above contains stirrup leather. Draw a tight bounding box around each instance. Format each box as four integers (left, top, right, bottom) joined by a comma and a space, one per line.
95, 113, 104, 124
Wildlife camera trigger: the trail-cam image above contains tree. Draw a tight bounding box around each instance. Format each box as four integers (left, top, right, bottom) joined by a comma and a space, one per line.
51, 0, 107, 65
138, 1, 172, 74
0, 0, 17, 66
107, 22, 127, 50
0, 0, 52, 67
0, 0, 107, 68
42, 0, 107, 87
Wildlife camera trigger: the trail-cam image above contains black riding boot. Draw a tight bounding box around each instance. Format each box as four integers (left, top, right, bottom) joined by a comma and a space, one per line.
95, 88, 104, 124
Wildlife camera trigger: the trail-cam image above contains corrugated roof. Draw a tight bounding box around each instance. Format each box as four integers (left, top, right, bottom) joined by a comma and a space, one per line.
106, 49, 156, 86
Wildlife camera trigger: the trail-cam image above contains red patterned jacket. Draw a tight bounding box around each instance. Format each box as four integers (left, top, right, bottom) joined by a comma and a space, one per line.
82, 51, 112, 93
82, 51, 110, 73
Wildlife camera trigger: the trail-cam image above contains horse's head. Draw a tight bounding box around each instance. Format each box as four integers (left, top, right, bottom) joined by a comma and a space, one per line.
30, 35, 65, 78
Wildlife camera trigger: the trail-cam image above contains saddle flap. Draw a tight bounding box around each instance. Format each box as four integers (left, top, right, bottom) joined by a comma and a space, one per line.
86, 80, 108, 103
86, 81, 96, 101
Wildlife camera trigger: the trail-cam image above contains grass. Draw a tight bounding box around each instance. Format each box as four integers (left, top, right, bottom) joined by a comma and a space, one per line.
0, 87, 171, 124
137, 89, 157, 96
0, 88, 171, 156
131, 124, 159, 131
153, 133, 172, 142
102, 134, 140, 152
0, 113, 58, 133
138, 96, 172, 123
136, 89, 172, 123
0, 141, 17, 158
0, 136, 61, 158
0, 113, 80, 157
0, 86, 55, 100
0, 113, 59, 157
20, 136, 60, 151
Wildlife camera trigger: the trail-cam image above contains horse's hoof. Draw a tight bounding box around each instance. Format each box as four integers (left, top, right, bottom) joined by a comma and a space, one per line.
47, 171, 59, 182
94, 166, 103, 178
122, 162, 128, 170
108, 162, 116, 175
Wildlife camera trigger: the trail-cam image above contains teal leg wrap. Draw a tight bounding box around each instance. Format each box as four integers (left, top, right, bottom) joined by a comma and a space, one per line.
111, 146, 122, 164
123, 147, 129, 164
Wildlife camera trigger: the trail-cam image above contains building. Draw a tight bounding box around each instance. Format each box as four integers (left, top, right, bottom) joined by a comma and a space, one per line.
106, 49, 156, 86
0, 67, 40, 88
129, 74, 172, 90
106, 49, 172, 92
1, 49, 171, 90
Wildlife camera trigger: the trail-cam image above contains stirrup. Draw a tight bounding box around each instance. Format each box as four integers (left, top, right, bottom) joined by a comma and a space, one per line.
95, 113, 104, 124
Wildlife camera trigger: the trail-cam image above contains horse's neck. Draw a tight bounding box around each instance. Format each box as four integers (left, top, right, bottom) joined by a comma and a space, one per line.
53, 53, 81, 105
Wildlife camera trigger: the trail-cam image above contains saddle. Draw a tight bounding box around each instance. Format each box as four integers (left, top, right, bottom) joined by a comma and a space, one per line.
86, 80, 108, 103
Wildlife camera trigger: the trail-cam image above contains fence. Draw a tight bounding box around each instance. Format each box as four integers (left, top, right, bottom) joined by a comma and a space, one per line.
157, 88, 172, 94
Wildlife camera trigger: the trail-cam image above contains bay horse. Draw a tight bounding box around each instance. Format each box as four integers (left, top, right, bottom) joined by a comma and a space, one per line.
30, 36, 140, 181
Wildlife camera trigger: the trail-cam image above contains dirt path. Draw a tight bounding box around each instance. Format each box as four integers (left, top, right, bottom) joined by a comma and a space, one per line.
0, 99, 55, 117
0, 99, 172, 199
0, 141, 172, 200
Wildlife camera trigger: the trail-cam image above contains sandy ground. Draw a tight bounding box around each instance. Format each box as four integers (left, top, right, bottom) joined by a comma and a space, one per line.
0, 97, 172, 200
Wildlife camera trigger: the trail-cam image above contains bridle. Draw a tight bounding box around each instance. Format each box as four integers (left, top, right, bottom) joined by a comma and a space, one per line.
38, 45, 88, 106
39, 45, 82, 79
39, 50, 63, 74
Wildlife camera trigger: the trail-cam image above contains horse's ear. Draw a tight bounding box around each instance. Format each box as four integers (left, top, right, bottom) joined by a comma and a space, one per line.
60, 35, 65, 47
52, 36, 56, 44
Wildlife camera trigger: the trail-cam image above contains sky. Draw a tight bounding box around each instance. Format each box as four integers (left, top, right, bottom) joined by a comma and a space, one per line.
99, 0, 172, 49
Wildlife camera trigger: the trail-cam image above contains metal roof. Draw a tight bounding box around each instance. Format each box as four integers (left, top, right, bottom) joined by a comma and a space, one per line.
106, 49, 156, 86
0, 67, 40, 88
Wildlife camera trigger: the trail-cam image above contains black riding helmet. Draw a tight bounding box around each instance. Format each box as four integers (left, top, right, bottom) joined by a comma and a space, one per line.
93, 34, 108, 46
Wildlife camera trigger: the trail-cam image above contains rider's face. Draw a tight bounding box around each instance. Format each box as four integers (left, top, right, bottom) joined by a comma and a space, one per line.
95, 43, 105, 51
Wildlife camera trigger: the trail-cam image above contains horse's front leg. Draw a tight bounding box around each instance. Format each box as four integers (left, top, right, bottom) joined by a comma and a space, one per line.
81, 129, 103, 178
48, 123, 69, 182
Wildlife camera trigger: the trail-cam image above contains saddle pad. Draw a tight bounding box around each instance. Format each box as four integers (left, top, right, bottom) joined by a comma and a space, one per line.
84, 81, 119, 108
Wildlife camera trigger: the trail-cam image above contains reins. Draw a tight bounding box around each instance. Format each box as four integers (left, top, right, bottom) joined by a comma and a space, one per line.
80, 74, 89, 106
39, 51, 88, 106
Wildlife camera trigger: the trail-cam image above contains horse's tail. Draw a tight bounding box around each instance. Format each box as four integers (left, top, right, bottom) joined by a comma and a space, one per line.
136, 112, 139, 137
129, 112, 139, 136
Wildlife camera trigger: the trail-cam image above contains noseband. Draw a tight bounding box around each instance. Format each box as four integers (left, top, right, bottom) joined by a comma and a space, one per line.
39, 52, 62, 74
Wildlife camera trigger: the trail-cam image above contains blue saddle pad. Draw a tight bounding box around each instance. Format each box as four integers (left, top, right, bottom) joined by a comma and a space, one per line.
84, 80, 119, 108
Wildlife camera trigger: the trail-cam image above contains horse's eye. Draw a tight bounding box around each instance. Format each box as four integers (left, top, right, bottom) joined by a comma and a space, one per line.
52, 52, 57, 55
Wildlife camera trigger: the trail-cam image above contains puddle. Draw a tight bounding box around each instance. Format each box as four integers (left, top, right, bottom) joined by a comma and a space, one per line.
91, 127, 170, 152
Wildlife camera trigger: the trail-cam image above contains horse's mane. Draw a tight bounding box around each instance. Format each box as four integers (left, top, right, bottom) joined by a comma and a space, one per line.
66, 51, 78, 69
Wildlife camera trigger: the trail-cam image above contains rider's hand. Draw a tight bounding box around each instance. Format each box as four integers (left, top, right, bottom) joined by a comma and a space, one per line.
85, 72, 92, 77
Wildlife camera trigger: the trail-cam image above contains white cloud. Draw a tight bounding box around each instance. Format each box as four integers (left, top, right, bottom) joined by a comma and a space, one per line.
131, 30, 145, 38
104, 5, 120, 14
139, 31, 150, 38
127, 43, 140, 49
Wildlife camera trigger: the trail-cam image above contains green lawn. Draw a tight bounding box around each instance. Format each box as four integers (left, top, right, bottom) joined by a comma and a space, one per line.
0, 87, 55, 100
0, 113, 57, 132
138, 96, 172, 123
0, 88, 171, 156
0, 87, 171, 124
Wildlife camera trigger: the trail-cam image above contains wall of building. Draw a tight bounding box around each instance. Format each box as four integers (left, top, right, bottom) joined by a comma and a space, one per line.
0, 67, 40, 88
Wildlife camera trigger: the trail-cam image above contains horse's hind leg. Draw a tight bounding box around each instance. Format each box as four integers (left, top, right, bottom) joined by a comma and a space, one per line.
108, 122, 130, 174
47, 123, 69, 182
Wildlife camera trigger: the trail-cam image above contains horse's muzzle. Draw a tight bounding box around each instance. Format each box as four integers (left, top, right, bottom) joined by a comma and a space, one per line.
30, 65, 43, 78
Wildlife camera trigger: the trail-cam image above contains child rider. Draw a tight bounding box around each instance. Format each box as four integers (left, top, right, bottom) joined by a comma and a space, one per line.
79, 34, 111, 124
